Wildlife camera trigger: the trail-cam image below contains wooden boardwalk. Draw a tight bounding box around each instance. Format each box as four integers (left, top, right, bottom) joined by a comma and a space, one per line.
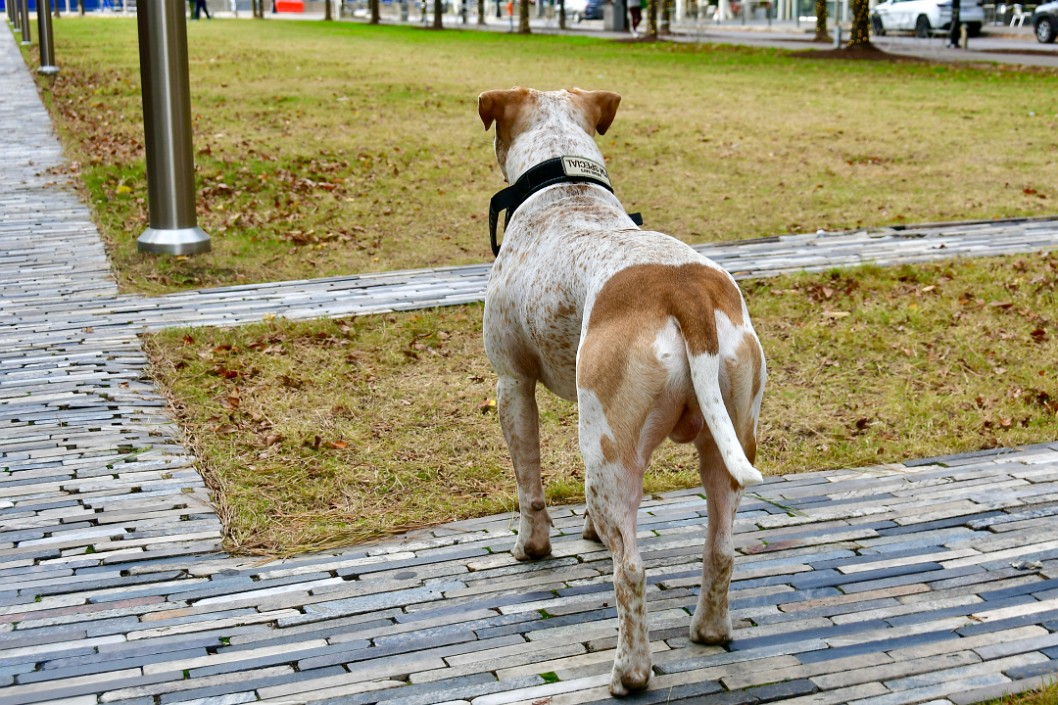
3, 25, 1058, 705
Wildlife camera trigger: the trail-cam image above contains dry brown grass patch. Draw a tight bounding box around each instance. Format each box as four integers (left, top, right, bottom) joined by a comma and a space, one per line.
147, 253, 1058, 556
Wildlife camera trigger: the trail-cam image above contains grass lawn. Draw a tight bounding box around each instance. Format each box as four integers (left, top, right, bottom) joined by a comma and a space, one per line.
146, 254, 1058, 556
987, 682, 1058, 705
17, 19, 1058, 558
25, 17, 1058, 294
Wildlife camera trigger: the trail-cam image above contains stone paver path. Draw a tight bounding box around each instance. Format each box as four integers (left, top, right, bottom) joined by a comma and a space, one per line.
3, 24, 1058, 705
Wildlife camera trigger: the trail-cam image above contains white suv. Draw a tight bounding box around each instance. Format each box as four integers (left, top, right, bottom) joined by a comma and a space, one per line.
871, 0, 985, 38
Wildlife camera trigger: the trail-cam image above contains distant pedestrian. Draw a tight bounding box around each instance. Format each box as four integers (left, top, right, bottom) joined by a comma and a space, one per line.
947, 0, 961, 46
630, 0, 643, 33
194, 0, 212, 18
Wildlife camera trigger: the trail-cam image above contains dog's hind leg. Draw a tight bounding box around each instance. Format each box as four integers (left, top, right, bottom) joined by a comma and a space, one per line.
582, 462, 651, 694
581, 510, 601, 542
577, 389, 653, 696
689, 437, 743, 645
497, 375, 553, 560
689, 335, 762, 644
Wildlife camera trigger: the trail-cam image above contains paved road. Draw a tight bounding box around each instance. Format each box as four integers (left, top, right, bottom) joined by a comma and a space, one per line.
3, 18, 1058, 705
348, 8, 1058, 67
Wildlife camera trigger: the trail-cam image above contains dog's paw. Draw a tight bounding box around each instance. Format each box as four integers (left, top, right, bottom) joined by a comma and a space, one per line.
513, 510, 553, 560
512, 536, 552, 561
608, 661, 651, 697
688, 613, 732, 645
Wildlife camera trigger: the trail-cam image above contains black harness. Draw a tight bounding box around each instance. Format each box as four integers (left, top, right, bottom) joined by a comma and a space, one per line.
488, 156, 643, 257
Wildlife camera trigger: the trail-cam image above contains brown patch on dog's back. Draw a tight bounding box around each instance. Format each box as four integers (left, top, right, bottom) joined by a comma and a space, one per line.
587, 264, 744, 357
577, 263, 745, 469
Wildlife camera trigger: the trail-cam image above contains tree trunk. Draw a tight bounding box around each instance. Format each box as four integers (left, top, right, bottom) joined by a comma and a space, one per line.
660, 0, 670, 32
558, 0, 565, 27
370, 0, 380, 21
433, 0, 442, 26
848, 0, 870, 45
813, 0, 827, 40
324, 0, 332, 20
518, 0, 529, 32
477, 0, 485, 22
647, 0, 658, 35
78, 0, 84, 15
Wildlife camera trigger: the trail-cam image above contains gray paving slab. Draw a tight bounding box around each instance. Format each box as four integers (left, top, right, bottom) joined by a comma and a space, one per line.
4, 19, 1058, 705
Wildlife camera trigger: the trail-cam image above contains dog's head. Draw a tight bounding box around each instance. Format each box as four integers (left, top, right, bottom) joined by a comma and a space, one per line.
477, 87, 621, 182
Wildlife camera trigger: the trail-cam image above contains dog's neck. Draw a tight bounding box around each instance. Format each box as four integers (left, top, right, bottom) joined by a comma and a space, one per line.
504, 126, 606, 184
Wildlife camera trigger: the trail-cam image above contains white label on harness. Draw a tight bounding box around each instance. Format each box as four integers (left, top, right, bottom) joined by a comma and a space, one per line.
561, 157, 611, 187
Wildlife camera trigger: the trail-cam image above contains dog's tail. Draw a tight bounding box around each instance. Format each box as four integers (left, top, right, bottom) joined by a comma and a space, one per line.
684, 338, 764, 490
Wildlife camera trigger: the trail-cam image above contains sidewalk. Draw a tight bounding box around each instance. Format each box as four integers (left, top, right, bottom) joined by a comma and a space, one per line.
3, 20, 1058, 705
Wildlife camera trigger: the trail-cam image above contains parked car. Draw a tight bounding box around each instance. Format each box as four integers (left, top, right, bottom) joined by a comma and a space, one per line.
871, 0, 984, 38
582, 0, 605, 19
1032, 0, 1057, 42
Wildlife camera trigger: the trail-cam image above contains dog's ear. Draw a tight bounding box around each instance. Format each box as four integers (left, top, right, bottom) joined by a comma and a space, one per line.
570, 89, 622, 136
478, 88, 530, 132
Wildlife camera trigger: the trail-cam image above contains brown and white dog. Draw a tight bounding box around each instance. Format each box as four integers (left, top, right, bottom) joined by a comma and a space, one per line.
478, 87, 766, 696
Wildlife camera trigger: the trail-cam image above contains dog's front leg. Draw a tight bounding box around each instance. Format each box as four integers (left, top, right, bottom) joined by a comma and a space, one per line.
497, 375, 553, 560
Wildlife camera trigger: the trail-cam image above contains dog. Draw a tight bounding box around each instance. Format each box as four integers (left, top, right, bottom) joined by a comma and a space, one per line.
478, 87, 766, 696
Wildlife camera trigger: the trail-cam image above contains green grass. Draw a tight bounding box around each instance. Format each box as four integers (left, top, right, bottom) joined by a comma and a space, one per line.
26, 17, 1058, 293
146, 253, 1058, 555
983, 681, 1058, 705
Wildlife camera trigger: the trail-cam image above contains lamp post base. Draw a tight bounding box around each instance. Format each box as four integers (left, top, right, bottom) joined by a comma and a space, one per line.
137, 226, 211, 255
38, 65, 59, 75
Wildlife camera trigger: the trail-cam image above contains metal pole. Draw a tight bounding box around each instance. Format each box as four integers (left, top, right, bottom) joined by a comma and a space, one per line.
37, 0, 58, 74
19, 0, 31, 44
135, 0, 211, 255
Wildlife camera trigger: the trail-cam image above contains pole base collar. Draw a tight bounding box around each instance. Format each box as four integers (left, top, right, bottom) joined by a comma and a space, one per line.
137, 226, 212, 255
38, 65, 59, 75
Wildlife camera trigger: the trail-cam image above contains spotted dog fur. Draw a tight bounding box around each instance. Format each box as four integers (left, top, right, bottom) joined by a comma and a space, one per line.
478, 87, 766, 696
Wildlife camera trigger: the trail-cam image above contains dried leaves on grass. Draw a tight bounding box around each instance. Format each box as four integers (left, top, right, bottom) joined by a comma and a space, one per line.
147, 254, 1058, 556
